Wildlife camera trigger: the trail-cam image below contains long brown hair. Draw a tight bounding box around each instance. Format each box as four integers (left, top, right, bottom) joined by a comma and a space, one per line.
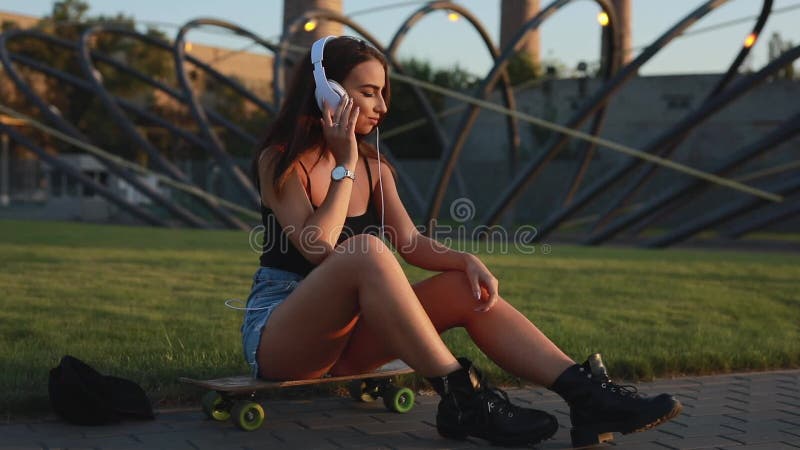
252, 36, 393, 195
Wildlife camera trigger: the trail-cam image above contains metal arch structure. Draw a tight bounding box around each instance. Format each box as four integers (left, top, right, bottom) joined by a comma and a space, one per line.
76, 25, 250, 230
437, 0, 624, 234
0, 1, 796, 243
172, 18, 283, 208
586, 0, 774, 238
386, 1, 522, 201
0, 29, 208, 228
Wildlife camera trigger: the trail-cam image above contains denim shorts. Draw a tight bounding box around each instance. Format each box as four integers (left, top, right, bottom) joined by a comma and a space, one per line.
241, 267, 304, 378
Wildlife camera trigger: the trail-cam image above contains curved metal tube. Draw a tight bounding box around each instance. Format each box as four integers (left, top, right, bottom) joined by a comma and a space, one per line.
83, 25, 275, 115
577, 44, 800, 246
7, 52, 215, 158
645, 168, 800, 248
721, 197, 800, 239
587, 0, 774, 238
558, 18, 626, 207
0, 29, 209, 228
435, 0, 622, 233
386, 1, 522, 205
173, 18, 285, 207
78, 30, 262, 145
78, 25, 250, 230
496, 0, 731, 241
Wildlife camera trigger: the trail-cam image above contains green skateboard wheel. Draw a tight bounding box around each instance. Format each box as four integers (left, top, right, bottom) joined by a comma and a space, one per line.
201, 391, 230, 421
231, 401, 265, 431
383, 386, 415, 413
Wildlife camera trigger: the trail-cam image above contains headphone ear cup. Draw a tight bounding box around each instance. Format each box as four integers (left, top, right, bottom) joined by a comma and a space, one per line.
327, 79, 346, 109
315, 79, 347, 114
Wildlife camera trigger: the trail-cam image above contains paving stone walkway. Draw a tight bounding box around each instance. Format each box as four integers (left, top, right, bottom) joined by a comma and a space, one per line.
2, 369, 799, 449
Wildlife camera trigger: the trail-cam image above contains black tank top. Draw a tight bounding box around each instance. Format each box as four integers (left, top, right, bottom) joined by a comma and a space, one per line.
259, 158, 381, 276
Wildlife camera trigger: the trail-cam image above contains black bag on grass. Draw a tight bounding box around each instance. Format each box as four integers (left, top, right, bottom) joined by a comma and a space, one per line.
48, 355, 154, 425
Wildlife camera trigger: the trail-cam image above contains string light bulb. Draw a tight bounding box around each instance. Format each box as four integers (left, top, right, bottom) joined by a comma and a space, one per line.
597, 11, 610, 27
304, 19, 317, 32
744, 33, 757, 48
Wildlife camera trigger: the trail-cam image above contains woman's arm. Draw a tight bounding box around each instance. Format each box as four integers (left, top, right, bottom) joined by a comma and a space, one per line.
374, 162, 499, 310
261, 100, 361, 265
259, 152, 355, 265
370, 161, 462, 269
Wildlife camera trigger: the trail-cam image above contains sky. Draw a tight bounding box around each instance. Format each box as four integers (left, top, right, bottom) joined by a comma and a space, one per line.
4, 0, 800, 77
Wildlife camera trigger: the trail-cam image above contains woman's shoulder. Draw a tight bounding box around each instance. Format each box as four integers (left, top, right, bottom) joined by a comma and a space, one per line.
361, 151, 395, 179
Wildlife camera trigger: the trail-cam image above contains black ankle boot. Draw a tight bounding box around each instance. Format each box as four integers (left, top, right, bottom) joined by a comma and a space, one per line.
550, 354, 683, 448
427, 358, 558, 447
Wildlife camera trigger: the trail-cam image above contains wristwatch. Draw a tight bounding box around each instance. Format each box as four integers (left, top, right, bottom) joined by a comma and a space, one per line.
331, 165, 355, 181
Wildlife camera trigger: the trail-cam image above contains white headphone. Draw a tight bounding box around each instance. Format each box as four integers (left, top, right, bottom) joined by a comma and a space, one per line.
311, 35, 347, 112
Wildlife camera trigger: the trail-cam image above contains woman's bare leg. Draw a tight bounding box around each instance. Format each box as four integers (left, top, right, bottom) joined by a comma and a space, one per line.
331, 270, 574, 386
257, 234, 461, 380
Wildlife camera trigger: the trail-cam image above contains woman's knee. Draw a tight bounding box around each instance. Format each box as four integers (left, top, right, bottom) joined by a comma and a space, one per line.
321, 234, 408, 289
333, 234, 394, 266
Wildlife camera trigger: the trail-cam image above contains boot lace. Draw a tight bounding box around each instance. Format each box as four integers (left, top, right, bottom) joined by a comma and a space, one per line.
479, 381, 524, 419
580, 366, 640, 398
602, 380, 639, 398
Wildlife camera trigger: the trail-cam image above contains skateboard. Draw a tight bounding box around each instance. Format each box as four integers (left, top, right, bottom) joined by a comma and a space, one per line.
180, 360, 415, 431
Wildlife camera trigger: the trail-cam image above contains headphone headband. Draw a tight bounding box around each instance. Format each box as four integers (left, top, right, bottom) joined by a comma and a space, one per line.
311, 35, 336, 65
311, 35, 346, 112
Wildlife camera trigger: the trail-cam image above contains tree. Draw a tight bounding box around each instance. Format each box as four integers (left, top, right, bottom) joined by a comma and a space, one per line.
3, 1, 174, 160
768, 32, 796, 80
4, 0, 265, 163
505, 52, 540, 86
382, 58, 478, 159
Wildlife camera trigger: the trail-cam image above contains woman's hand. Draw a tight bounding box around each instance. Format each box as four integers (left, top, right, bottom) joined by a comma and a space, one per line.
320, 96, 360, 165
462, 253, 499, 313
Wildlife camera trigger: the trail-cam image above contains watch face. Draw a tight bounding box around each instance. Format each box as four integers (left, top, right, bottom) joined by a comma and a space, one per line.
332, 166, 345, 180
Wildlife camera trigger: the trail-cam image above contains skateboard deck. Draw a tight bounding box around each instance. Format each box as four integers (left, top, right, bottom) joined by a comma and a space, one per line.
180, 360, 416, 431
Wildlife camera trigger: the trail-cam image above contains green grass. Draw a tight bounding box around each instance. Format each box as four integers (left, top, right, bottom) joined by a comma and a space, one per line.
2, 219, 799, 417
